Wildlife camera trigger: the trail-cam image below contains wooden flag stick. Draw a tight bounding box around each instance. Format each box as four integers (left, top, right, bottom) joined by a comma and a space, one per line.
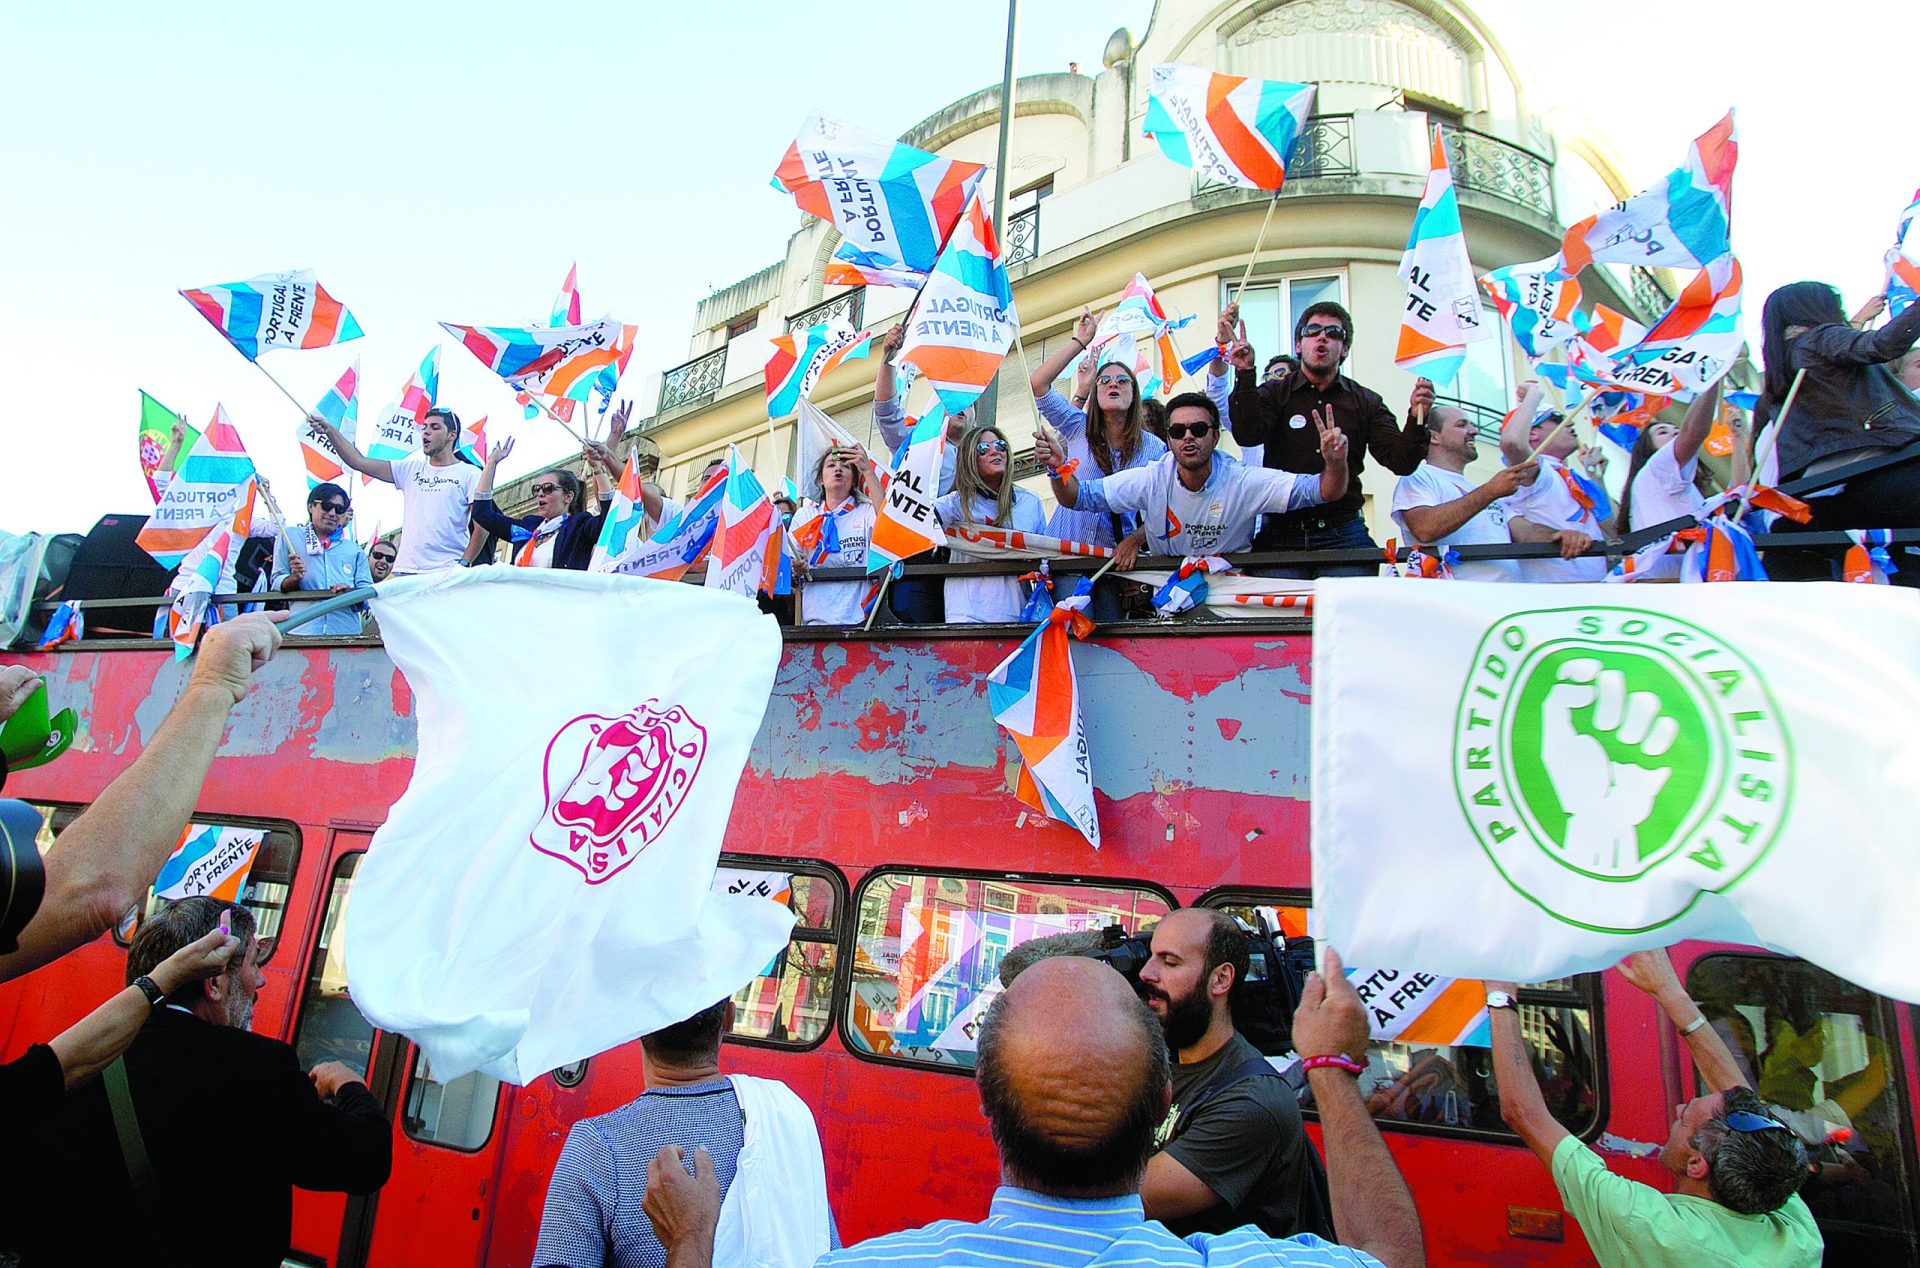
1232, 194, 1283, 304
1731, 368, 1806, 525
526, 393, 589, 445
251, 470, 291, 539
1086, 549, 1125, 585
1524, 393, 1600, 462
863, 570, 894, 632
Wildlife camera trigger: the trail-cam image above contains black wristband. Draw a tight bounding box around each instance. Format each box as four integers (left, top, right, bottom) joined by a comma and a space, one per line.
131, 975, 165, 1009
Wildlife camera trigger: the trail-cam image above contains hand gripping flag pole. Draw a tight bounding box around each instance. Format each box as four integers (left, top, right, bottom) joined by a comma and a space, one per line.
1233, 193, 1283, 305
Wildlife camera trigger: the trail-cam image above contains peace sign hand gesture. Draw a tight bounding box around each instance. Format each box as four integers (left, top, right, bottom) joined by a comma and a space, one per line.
1313, 406, 1348, 465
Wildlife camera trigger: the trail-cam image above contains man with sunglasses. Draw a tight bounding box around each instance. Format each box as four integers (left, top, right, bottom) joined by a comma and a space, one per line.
1487, 949, 1821, 1267
1220, 301, 1435, 575
270, 482, 373, 635
1038, 392, 1347, 561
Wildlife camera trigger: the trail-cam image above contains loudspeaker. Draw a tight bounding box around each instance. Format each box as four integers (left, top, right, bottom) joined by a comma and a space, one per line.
64, 514, 172, 634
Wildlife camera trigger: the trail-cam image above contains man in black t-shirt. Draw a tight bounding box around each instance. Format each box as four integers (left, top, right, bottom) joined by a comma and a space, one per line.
1137, 907, 1333, 1241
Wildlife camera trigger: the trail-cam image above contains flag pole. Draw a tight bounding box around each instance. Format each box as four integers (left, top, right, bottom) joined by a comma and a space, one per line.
528, 394, 589, 445
1232, 193, 1283, 305
247, 359, 315, 418
1731, 368, 1805, 525
863, 570, 894, 631
1524, 393, 1600, 462
251, 471, 291, 540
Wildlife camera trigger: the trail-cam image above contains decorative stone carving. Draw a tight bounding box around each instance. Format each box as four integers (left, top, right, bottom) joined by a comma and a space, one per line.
1230, 0, 1458, 57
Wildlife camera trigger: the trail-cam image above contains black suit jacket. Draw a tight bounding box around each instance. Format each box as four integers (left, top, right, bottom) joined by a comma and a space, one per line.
15, 1009, 392, 1267
469, 497, 610, 571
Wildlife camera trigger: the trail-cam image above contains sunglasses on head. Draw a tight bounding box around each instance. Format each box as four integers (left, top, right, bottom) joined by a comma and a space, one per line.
974, 438, 1009, 454
1166, 421, 1213, 440
531, 483, 563, 496
1725, 1111, 1793, 1136
1300, 323, 1349, 342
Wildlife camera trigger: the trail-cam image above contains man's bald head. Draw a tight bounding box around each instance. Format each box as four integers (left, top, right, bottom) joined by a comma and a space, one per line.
975, 956, 1171, 1197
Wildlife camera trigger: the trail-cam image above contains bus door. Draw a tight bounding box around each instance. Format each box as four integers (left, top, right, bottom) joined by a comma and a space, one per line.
280, 830, 506, 1268
1671, 946, 1920, 1267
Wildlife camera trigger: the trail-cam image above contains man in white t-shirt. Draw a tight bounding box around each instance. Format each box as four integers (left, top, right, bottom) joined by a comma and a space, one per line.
1390, 406, 1532, 582
1498, 383, 1606, 582
1037, 391, 1346, 558
313, 407, 480, 574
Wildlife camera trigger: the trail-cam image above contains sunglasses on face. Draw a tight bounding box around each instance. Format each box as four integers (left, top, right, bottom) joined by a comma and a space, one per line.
975, 438, 1009, 454
1300, 323, 1349, 342
371, 553, 396, 564
311, 502, 349, 515
1096, 373, 1132, 387
1166, 421, 1214, 440
531, 483, 563, 496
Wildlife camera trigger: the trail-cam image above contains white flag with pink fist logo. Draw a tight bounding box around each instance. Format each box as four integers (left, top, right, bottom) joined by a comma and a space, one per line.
341, 568, 794, 1084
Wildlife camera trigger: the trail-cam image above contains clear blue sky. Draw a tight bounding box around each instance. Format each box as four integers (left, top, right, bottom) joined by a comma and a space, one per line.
1, 0, 1909, 536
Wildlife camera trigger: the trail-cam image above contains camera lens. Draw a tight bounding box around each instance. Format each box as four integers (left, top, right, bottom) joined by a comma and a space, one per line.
0, 799, 48, 954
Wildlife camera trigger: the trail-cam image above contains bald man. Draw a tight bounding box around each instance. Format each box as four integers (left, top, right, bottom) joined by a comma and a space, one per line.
644, 950, 1424, 1268
1139, 909, 1329, 1240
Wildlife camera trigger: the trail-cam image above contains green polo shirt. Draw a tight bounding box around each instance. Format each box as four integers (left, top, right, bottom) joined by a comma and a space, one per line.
1551, 1135, 1823, 1267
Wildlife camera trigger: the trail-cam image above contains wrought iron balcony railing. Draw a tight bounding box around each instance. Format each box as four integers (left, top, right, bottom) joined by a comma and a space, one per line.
1006, 204, 1040, 266
787, 288, 865, 333
1195, 113, 1357, 197
1438, 125, 1555, 220
657, 346, 727, 416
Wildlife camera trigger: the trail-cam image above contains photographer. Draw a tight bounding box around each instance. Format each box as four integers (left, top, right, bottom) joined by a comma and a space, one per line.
1137, 908, 1334, 1241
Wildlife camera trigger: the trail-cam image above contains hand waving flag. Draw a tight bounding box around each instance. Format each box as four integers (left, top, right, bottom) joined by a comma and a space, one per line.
898, 192, 1018, 414
1395, 129, 1491, 384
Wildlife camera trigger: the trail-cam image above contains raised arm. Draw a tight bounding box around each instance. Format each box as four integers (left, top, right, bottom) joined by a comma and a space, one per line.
49, 928, 238, 1088
1222, 307, 1278, 448
1669, 381, 1721, 469
1032, 309, 1097, 397
0, 616, 282, 983
161, 416, 189, 472
311, 414, 393, 485
468, 436, 521, 540
1486, 979, 1572, 1167
1614, 948, 1748, 1094
1294, 949, 1425, 1268
1500, 380, 1548, 467
1312, 406, 1350, 503
1033, 428, 1083, 509
1799, 298, 1920, 366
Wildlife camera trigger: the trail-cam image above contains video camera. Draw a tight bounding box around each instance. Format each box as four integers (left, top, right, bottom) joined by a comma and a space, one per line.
1088, 915, 1316, 1055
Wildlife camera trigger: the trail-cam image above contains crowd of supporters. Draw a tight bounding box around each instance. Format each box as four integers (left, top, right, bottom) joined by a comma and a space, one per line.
130, 277, 1920, 639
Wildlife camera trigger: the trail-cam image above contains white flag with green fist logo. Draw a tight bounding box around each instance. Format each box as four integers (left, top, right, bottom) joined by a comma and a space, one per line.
1311, 579, 1920, 1004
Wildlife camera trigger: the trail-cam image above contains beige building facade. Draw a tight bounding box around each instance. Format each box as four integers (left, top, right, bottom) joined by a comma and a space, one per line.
511, 0, 1682, 540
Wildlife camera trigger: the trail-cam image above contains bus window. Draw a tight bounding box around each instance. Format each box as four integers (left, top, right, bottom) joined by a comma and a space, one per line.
402, 1048, 501, 1152
1204, 893, 1602, 1140
844, 869, 1172, 1073
713, 860, 842, 1050
29, 804, 298, 961
291, 854, 372, 1075
1687, 954, 1917, 1264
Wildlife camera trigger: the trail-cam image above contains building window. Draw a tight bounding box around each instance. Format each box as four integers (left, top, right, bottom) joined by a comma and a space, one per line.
714, 859, 843, 1050
402, 1049, 501, 1152
1685, 954, 1917, 1262
1231, 273, 1348, 366
1201, 891, 1602, 1141
726, 314, 759, 340
843, 870, 1172, 1073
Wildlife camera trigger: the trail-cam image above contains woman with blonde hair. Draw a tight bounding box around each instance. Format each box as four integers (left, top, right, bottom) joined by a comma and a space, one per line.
933, 422, 1046, 623
796, 446, 877, 625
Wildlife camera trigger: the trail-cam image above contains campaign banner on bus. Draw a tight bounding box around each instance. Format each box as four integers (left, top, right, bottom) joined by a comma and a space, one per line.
1312, 580, 1920, 1004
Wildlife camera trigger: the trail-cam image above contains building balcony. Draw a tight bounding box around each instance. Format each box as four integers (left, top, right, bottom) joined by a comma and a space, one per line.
1437, 125, 1555, 221
654, 346, 728, 423
1006, 204, 1040, 266
787, 288, 865, 333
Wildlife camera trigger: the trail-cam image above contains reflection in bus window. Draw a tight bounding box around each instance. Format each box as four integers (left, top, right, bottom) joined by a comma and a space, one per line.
403, 1048, 501, 1151
1209, 898, 1600, 1138
1687, 954, 1916, 1264
31, 805, 299, 958
291, 854, 373, 1076
713, 863, 838, 1048
847, 871, 1171, 1072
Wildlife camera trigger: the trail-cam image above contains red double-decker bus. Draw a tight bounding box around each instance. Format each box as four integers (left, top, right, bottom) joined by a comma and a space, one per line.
3, 627, 1915, 1266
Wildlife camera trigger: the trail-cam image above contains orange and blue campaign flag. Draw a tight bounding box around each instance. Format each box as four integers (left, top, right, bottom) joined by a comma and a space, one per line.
988, 577, 1100, 849
1143, 62, 1316, 191
1090, 273, 1197, 397
137, 406, 257, 568
1560, 111, 1736, 274
301, 359, 358, 489
1480, 257, 1583, 362
773, 113, 986, 289
440, 318, 633, 403
705, 446, 778, 598
764, 322, 877, 419
1887, 186, 1919, 319
180, 269, 363, 360
898, 193, 1018, 414
36, 601, 83, 651
365, 347, 440, 470
1610, 255, 1745, 396
866, 403, 949, 574
165, 478, 256, 660
155, 823, 264, 903
1343, 964, 1491, 1047
550, 262, 582, 327
592, 461, 729, 582
1395, 128, 1492, 385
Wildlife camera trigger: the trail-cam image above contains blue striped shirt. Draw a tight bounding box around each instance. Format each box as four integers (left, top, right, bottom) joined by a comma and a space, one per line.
819, 1188, 1383, 1267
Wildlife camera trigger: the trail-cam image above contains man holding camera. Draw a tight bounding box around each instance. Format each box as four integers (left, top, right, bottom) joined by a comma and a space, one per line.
1137, 908, 1334, 1241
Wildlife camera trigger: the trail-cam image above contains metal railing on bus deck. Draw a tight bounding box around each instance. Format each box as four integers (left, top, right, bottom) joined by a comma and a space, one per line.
18, 441, 1920, 646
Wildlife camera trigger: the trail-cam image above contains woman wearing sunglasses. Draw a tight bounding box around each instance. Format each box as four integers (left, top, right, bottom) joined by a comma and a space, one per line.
469, 436, 622, 570
269, 482, 372, 635
934, 423, 1048, 623
1029, 308, 1167, 620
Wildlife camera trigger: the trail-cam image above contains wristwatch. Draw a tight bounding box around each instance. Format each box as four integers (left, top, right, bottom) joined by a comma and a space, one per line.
131, 975, 166, 1010
1485, 990, 1518, 1010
